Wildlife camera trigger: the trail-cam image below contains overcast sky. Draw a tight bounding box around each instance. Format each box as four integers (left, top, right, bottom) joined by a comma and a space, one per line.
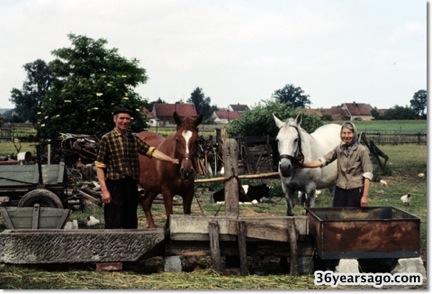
0, 0, 426, 110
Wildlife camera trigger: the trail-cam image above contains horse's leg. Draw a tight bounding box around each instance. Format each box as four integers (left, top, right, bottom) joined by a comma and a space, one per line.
181, 187, 194, 215
139, 191, 158, 228
161, 188, 175, 229
298, 191, 306, 206
305, 190, 316, 209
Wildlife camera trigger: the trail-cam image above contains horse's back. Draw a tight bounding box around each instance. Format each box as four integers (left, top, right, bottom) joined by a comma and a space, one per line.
311, 123, 341, 152
136, 131, 165, 147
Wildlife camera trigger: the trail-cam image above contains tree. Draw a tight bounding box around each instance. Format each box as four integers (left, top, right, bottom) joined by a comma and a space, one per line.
9, 59, 55, 123
382, 105, 417, 120
187, 87, 217, 121
410, 90, 427, 118
37, 34, 148, 140
370, 107, 383, 120
227, 100, 322, 138
272, 84, 312, 108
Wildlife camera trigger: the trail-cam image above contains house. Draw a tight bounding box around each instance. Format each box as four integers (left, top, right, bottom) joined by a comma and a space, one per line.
340, 102, 373, 121
142, 107, 158, 127
151, 103, 198, 126
210, 109, 243, 124
228, 104, 249, 113
308, 102, 374, 121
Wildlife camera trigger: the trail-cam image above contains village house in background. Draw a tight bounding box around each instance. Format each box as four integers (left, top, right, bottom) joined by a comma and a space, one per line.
143, 102, 383, 125
209, 104, 250, 124
144, 103, 198, 127
306, 102, 378, 121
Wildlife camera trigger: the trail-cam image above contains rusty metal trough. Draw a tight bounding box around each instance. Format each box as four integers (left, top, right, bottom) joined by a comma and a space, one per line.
307, 207, 420, 260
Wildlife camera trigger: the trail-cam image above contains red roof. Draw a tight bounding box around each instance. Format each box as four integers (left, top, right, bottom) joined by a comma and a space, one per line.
215, 109, 243, 120
142, 107, 156, 119
344, 102, 373, 116
153, 103, 198, 122
229, 104, 249, 112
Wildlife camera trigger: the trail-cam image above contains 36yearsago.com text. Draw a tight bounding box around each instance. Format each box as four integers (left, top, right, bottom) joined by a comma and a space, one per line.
314, 270, 423, 288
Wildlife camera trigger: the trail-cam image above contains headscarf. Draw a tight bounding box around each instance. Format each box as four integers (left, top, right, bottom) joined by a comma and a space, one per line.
339, 121, 359, 154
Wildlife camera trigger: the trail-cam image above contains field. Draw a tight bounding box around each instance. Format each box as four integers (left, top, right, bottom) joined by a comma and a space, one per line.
0, 142, 427, 290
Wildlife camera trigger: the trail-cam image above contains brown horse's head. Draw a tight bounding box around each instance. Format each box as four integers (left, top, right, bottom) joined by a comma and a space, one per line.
173, 112, 203, 179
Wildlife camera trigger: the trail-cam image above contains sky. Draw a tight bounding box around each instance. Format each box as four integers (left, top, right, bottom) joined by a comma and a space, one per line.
0, 0, 427, 110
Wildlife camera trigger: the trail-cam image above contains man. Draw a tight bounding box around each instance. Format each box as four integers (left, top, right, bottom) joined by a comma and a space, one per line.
95, 107, 179, 229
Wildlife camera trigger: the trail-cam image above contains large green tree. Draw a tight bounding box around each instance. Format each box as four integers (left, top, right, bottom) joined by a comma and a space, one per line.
227, 100, 322, 137
37, 34, 148, 140
187, 87, 217, 121
410, 89, 427, 118
272, 84, 312, 109
10, 59, 55, 123
382, 105, 417, 120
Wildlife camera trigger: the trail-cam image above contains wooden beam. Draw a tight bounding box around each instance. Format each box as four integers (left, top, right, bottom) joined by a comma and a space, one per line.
237, 221, 248, 276
223, 138, 239, 217
195, 172, 279, 183
208, 220, 222, 272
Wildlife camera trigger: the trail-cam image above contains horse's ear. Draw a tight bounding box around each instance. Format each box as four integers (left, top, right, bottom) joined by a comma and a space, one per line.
173, 111, 181, 125
196, 114, 203, 126
273, 114, 284, 128
295, 113, 303, 125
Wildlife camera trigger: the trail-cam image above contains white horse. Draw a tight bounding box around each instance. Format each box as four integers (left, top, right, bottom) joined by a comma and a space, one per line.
273, 114, 341, 216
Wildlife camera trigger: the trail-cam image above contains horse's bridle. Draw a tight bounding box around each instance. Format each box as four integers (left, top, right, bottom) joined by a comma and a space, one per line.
279, 125, 304, 164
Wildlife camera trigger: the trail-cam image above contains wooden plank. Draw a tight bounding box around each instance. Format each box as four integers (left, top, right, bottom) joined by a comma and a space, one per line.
208, 220, 222, 272
237, 221, 248, 275
287, 219, 298, 275
0, 207, 15, 229
1, 206, 71, 229
223, 138, 239, 217
195, 172, 279, 183
32, 204, 40, 229
170, 215, 308, 242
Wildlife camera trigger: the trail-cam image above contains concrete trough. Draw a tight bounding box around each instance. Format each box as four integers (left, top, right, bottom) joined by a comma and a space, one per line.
0, 228, 165, 264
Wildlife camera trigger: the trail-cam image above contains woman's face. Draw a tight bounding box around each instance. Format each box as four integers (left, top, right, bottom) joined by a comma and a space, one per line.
341, 127, 355, 145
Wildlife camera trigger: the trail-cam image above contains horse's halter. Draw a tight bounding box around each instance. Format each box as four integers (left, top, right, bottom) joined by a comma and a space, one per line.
279, 125, 305, 164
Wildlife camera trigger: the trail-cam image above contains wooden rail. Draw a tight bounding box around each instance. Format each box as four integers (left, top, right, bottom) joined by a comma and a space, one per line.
195, 172, 279, 183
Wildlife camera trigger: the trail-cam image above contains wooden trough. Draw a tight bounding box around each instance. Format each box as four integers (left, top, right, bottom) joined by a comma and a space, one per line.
0, 204, 70, 229
168, 215, 313, 275
307, 207, 421, 259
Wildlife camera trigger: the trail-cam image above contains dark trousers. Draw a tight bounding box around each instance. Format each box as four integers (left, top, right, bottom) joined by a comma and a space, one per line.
333, 186, 363, 207
104, 177, 139, 229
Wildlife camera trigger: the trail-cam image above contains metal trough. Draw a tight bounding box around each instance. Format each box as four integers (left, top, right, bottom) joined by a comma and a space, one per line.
307, 207, 420, 259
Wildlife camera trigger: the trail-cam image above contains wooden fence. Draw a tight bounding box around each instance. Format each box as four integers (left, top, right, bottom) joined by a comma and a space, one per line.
0, 123, 35, 142
360, 131, 427, 145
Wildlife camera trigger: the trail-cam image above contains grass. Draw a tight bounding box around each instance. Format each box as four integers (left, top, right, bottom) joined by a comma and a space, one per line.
0, 143, 427, 290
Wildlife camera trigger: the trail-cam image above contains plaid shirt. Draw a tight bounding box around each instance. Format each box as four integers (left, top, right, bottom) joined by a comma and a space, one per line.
95, 128, 155, 182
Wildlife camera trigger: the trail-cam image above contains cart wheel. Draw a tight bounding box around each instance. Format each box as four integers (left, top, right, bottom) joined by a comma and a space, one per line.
17, 189, 64, 209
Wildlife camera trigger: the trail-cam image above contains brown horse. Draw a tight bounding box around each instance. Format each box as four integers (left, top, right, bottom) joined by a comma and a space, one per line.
136, 112, 203, 228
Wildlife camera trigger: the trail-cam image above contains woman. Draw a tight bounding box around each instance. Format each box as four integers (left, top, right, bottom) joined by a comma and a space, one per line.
300, 121, 373, 207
